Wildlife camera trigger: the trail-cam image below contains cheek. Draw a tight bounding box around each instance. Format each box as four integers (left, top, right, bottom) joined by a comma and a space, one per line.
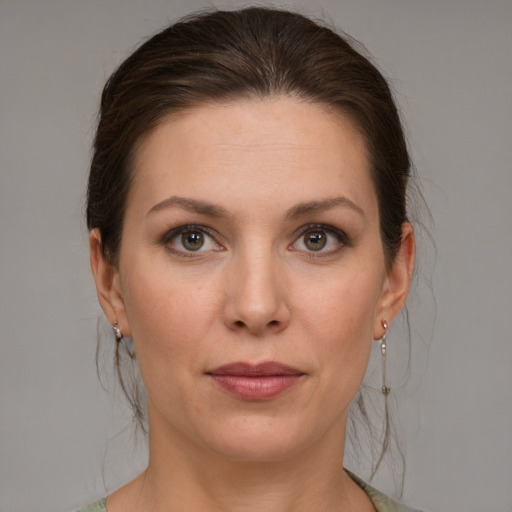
293, 266, 382, 387
119, 259, 220, 377
119, 268, 222, 430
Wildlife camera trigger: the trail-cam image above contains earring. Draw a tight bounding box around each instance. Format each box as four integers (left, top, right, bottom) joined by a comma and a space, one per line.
112, 322, 123, 342
379, 320, 390, 395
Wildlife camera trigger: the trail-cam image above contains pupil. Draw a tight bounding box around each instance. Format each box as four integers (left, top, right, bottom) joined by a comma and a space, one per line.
182, 231, 204, 251
305, 231, 326, 251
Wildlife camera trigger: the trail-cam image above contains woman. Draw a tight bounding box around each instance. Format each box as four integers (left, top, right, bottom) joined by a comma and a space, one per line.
81, 7, 420, 512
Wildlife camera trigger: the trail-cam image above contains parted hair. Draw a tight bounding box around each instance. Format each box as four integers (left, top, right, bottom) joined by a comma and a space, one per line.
87, 7, 409, 268
87, 6, 412, 481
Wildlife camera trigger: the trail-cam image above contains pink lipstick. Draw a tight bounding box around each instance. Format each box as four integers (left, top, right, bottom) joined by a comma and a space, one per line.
207, 362, 304, 400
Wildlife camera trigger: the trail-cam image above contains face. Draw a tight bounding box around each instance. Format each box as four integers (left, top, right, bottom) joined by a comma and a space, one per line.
91, 97, 413, 462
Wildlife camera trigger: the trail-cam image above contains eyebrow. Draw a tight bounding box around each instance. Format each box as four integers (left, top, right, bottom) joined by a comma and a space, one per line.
146, 196, 229, 218
284, 197, 365, 220
146, 195, 365, 220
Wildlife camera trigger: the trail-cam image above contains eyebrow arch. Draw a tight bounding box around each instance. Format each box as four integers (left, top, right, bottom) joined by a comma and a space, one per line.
146, 196, 229, 218
146, 195, 364, 220
284, 197, 365, 220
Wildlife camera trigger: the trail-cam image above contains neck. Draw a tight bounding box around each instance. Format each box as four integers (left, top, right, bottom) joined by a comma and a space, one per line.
108, 409, 374, 512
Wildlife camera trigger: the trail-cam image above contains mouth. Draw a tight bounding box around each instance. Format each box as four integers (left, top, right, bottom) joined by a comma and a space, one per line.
206, 361, 305, 401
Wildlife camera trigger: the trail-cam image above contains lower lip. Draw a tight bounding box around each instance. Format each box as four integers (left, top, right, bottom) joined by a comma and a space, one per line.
209, 374, 303, 400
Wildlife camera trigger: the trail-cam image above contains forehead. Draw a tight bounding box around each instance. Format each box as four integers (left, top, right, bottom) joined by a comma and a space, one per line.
130, 97, 377, 218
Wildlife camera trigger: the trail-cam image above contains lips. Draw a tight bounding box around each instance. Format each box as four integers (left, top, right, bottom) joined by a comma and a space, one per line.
207, 362, 305, 400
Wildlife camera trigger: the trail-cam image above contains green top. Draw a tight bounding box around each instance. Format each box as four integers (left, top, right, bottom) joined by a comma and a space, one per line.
77, 497, 107, 512
348, 472, 424, 512
76, 473, 424, 512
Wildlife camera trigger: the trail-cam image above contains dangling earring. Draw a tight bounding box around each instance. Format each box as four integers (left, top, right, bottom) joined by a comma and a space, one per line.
370, 320, 391, 479
379, 320, 390, 395
112, 321, 123, 342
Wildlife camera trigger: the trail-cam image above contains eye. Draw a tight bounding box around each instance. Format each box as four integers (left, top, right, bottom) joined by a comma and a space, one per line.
180, 230, 206, 251
290, 225, 348, 254
163, 226, 222, 255
303, 231, 328, 251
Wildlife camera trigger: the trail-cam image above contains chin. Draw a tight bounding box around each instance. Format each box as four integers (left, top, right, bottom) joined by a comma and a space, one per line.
201, 415, 317, 462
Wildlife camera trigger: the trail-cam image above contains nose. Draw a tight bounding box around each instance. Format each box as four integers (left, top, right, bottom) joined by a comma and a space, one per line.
222, 249, 291, 336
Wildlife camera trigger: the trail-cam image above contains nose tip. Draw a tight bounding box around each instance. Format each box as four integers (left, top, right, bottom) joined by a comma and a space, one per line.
223, 260, 291, 336
231, 308, 289, 335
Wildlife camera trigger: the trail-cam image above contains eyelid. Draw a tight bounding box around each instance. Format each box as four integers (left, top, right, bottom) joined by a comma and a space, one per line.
160, 224, 224, 254
160, 223, 350, 256
290, 223, 351, 252
160, 224, 214, 243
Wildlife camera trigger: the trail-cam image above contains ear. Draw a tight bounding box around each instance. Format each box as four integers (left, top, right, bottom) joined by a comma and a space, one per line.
374, 222, 416, 338
89, 229, 131, 337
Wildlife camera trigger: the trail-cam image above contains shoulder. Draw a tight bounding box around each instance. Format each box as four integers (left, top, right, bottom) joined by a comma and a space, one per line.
75, 497, 107, 512
347, 471, 425, 512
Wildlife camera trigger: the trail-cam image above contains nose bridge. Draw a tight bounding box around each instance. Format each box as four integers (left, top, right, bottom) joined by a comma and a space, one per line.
224, 239, 289, 334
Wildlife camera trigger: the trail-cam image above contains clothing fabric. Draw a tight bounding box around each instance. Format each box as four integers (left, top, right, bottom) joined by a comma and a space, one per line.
76, 473, 423, 512
348, 472, 423, 512
76, 497, 106, 512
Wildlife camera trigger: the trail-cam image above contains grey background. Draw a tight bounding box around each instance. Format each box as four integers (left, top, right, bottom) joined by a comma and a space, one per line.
1, 1, 511, 511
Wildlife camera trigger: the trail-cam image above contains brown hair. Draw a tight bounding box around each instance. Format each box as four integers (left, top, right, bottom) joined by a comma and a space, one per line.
88, 7, 412, 481
87, 7, 409, 267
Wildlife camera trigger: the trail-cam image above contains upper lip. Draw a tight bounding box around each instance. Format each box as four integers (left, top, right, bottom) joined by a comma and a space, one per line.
207, 361, 304, 376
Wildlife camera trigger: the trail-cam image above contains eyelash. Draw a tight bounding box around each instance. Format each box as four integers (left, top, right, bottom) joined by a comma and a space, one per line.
160, 224, 222, 258
291, 224, 351, 256
160, 223, 351, 258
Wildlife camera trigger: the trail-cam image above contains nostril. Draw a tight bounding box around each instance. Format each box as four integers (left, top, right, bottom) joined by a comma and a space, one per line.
232, 319, 279, 329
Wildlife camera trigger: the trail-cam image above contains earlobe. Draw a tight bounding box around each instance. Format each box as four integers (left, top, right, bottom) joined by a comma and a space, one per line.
374, 222, 416, 337
89, 229, 131, 336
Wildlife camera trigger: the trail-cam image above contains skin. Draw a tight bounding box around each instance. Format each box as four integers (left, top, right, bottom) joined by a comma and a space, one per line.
90, 97, 415, 512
